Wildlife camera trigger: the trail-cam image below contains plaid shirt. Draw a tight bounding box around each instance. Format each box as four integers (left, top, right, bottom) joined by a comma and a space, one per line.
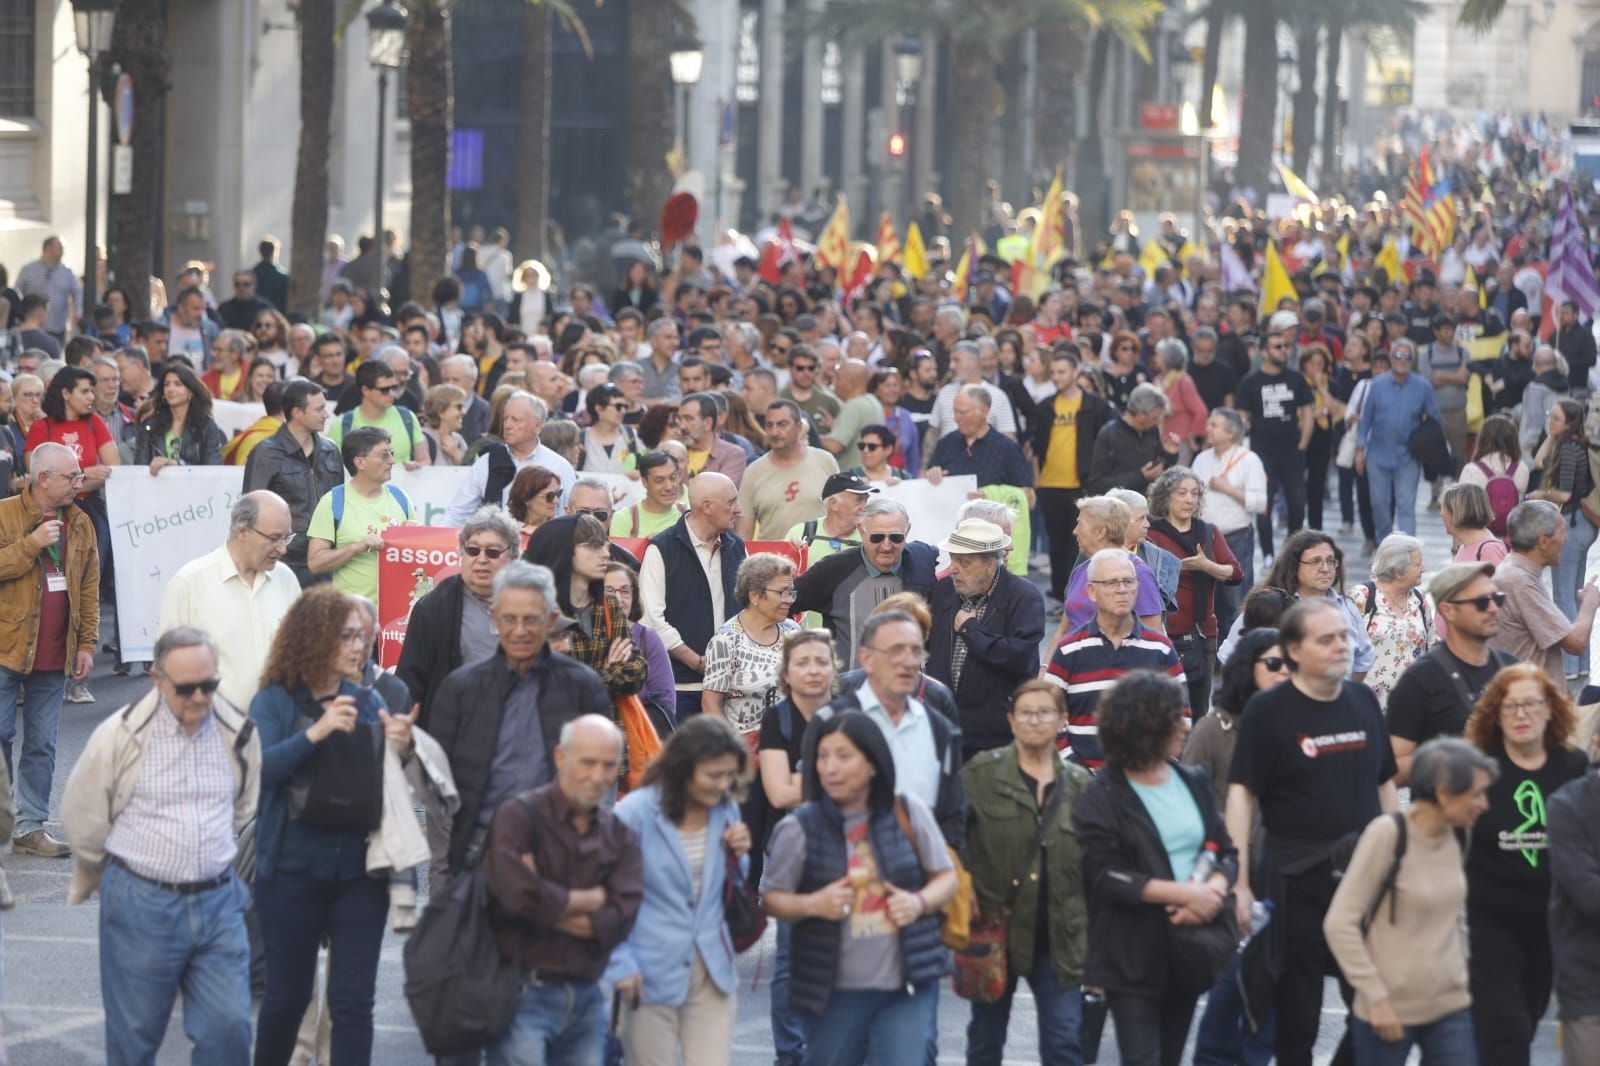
566, 592, 649, 779
1043, 616, 1188, 770
948, 565, 1001, 693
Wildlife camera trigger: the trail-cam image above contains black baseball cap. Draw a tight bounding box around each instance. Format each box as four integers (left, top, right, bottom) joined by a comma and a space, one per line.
823, 473, 879, 497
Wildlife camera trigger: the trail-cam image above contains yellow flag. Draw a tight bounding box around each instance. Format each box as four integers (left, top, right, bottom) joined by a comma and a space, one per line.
1258, 240, 1295, 318
1463, 262, 1489, 310
815, 198, 852, 273
1033, 168, 1065, 267
903, 222, 928, 280
1139, 239, 1170, 280
1336, 233, 1351, 274
1375, 238, 1402, 285
1277, 162, 1319, 203
951, 236, 977, 301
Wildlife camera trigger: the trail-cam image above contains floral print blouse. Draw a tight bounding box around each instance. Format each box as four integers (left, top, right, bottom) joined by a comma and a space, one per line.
702, 615, 801, 749
1349, 583, 1433, 709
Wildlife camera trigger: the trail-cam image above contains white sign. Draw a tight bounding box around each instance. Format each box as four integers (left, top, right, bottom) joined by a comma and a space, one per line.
585, 471, 646, 510
106, 466, 245, 661
212, 400, 266, 438
388, 465, 471, 527
877, 475, 978, 562
111, 145, 133, 196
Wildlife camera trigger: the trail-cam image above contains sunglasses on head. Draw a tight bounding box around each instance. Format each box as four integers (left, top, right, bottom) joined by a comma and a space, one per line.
868, 532, 906, 545
463, 545, 509, 559
1447, 591, 1507, 611
170, 678, 222, 698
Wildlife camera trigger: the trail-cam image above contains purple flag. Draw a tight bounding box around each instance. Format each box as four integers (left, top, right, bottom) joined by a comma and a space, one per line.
1220, 240, 1252, 293
1546, 182, 1600, 320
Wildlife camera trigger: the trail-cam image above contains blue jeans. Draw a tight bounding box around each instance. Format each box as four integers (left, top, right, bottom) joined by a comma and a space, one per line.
1349, 1007, 1478, 1065
489, 979, 606, 1066
966, 949, 1083, 1066
0, 666, 67, 835
1555, 512, 1598, 676
771, 920, 807, 1064
253, 871, 389, 1066
1366, 456, 1421, 540
803, 982, 939, 1066
1193, 952, 1275, 1066
99, 862, 252, 1066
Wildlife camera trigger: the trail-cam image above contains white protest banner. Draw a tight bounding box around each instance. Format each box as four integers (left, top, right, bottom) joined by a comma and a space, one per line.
389, 465, 472, 527
877, 475, 977, 561
105, 465, 245, 661
212, 400, 266, 438
584, 470, 646, 510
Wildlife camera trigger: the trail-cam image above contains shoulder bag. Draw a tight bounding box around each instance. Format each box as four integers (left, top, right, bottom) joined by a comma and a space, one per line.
722, 842, 766, 953
892, 798, 974, 951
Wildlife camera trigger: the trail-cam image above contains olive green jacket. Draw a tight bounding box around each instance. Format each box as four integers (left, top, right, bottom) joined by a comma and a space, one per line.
960, 744, 1092, 985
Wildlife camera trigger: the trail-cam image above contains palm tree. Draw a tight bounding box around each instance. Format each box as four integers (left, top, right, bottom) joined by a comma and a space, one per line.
405, 1, 452, 311
1199, 0, 1225, 130
516, 0, 591, 265
1289, 18, 1319, 176
809, 0, 1156, 242
106, 0, 170, 321
290, 0, 336, 317
625, 0, 677, 229
1034, 23, 1085, 174
1234, 0, 1278, 199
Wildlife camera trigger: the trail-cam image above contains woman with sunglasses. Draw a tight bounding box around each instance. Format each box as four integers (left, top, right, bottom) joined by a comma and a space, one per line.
855, 424, 904, 485
1102, 330, 1149, 411
580, 382, 641, 476
1188, 628, 1290, 1066
250, 584, 410, 1066
1461, 663, 1588, 1066
702, 553, 801, 753
505, 463, 561, 535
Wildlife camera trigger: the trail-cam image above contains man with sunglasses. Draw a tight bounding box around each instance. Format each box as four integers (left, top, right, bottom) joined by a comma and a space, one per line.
1386, 563, 1516, 785
60, 626, 261, 1063
397, 506, 521, 731
1234, 321, 1314, 545
156, 491, 301, 712
1491, 500, 1600, 683
778, 342, 841, 432
0, 442, 98, 858
326, 356, 423, 468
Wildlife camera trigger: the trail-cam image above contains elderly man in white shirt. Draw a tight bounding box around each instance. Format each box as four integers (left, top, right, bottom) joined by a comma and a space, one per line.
1190, 408, 1268, 637
156, 491, 302, 712
443, 391, 576, 525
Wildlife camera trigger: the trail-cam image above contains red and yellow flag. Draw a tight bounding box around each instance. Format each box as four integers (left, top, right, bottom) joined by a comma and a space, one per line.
951, 235, 978, 303
815, 197, 853, 273
875, 212, 902, 266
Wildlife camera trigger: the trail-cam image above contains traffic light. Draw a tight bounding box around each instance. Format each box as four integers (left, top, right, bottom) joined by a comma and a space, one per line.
887, 131, 908, 158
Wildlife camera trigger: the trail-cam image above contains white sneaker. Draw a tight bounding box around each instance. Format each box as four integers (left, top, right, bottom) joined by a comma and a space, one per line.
65, 681, 94, 704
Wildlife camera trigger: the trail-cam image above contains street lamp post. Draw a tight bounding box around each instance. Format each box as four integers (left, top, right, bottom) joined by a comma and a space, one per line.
72, 0, 116, 333
366, 1, 408, 302
670, 32, 704, 169
892, 33, 922, 224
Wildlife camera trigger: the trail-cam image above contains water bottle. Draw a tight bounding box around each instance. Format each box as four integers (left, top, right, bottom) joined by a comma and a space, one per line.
1190, 841, 1219, 883
1240, 899, 1273, 949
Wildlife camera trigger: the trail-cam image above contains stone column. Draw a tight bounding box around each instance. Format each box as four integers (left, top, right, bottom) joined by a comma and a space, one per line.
799, 0, 825, 195
757, 0, 786, 220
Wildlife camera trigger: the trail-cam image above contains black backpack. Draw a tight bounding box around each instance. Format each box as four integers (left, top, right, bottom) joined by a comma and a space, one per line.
403, 795, 533, 1054
285, 693, 385, 835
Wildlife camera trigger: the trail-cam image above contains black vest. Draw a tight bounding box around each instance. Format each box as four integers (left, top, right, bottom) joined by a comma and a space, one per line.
787, 797, 948, 1016
648, 517, 745, 684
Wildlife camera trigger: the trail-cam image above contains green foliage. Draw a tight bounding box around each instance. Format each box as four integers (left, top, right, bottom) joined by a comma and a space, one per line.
801, 0, 1160, 61
1454, 0, 1503, 32
336, 0, 597, 57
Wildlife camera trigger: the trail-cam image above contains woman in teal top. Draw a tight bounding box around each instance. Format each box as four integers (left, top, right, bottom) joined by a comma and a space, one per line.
249, 584, 408, 1066
1072, 672, 1239, 1066
132, 362, 227, 470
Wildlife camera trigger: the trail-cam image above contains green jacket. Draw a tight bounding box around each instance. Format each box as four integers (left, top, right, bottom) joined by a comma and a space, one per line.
960, 744, 1092, 985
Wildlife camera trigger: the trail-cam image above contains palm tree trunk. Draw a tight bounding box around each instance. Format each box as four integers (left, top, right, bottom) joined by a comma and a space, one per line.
1076, 29, 1113, 239
406, 3, 452, 311
1290, 21, 1319, 176
1236, 0, 1277, 198
108, 0, 169, 321
1320, 21, 1343, 187
515, 2, 552, 264
625, 0, 675, 230
947, 34, 994, 241
1034, 24, 1083, 175
1200, 0, 1226, 129
289, 0, 334, 317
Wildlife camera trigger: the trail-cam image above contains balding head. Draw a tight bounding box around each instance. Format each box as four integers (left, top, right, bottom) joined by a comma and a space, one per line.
836, 358, 871, 399
555, 713, 625, 812
29, 442, 80, 508
688, 471, 741, 534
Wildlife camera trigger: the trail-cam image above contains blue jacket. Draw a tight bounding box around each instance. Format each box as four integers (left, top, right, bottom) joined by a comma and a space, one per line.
249, 680, 386, 880
1357, 371, 1440, 469
605, 786, 745, 1004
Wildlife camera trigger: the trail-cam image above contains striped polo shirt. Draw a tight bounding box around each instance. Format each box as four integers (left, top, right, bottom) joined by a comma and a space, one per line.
1043, 617, 1188, 769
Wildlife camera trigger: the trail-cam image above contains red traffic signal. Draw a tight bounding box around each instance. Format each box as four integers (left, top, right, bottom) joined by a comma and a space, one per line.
887, 131, 908, 157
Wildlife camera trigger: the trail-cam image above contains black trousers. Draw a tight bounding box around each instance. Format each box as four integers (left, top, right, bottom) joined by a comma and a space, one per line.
1274, 864, 1354, 1066
1338, 464, 1375, 540
1172, 632, 1216, 718
1037, 487, 1083, 599
1257, 448, 1306, 556
1108, 974, 1200, 1066
1305, 428, 1334, 531
1469, 900, 1552, 1066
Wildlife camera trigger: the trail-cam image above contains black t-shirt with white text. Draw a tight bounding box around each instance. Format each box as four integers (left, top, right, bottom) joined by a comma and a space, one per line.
1235, 368, 1313, 452
1230, 680, 1397, 848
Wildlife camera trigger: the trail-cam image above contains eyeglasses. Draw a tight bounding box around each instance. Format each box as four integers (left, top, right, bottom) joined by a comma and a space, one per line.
1299, 556, 1339, 570
574, 507, 612, 523
462, 544, 509, 559
1255, 656, 1289, 672
867, 532, 906, 545
1089, 577, 1138, 590
764, 586, 798, 599
1011, 708, 1060, 723
361, 450, 396, 463
45, 470, 87, 484
1500, 699, 1548, 718
247, 527, 298, 548
169, 677, 222, 698
1447, 592, 1506, 611
862, 643, 928, 663
338, 628, 369, 645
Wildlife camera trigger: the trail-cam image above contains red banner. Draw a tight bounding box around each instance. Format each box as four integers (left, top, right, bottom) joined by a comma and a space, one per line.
377, 529, 810, 669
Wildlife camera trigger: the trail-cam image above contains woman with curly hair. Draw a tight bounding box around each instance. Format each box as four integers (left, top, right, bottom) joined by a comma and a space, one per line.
1461, 664, 1588, 1065
1147, 466, 1243, 716
249, 584, 411, 1066
1071, 670, 1238, 1066
132, 361, 226, 471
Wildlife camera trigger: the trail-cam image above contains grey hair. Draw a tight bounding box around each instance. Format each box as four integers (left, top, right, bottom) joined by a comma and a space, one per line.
1075, 495, 1131, 545
230, 494, 261, 535
491, 559, 559, 612
1409, 737, 1500, 805
458, 505, 520, 552
1210, 407, 1245, 441
935, 305, 966, 330
1086, 546, 1135, 580
115, 345, 151, 371
974, 336, 998, 356
378, 345, 411, 367
540, 419, 579, 455
38, 358, 65, 385
1106, 487, 1148, 513
152, 626, 219, 674
557, 714, 624, 751
505, 391, 549, 422
1506, 500, 1563, 551
1126, 382, 1170, 417
859, 609, 920, 653
730, 322, 761, 351
216, 330, 250, 360
608, 360, 643, 383
1370, 533, 1424, 582
958, 384, 992, 410
1147, 466, 1204, 521
861, 496, 911, 527
28, 441, 74, 475
1192, 326, 1219, 345
571, 475, 613, 499
577, 364, 609, 388
647, 317, 680, 340
90, 355, 119, 376
957, 498, 1013, 532
950, 340, 980, 365
441, 353, 479, 379
735, 551, 796, 608
1155, 338, 1189, 372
